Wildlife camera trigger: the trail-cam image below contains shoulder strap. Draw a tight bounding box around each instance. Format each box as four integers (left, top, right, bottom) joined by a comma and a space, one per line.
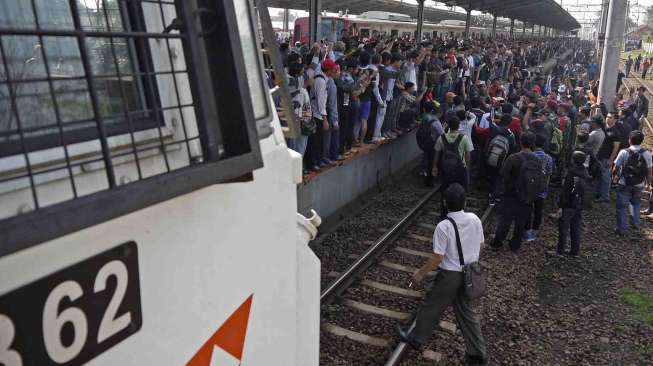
441, 134, 451, 148
453, 134, 464, 148
446, 218, 465, 266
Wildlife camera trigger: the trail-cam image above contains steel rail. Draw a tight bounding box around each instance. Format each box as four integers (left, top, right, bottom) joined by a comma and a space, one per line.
384, 202, 496, 366
320, 185, 442, 304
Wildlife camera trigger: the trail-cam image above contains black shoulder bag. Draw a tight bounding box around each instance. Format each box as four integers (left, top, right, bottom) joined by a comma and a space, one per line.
446, 217, 487, 300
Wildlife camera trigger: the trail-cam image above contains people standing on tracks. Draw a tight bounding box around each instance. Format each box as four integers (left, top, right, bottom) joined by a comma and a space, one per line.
612, 130, 653, 237
625, 56, 633, 78
635, 54, 642, 73
490, 131, 546, 254
524, 134, 553, 242
556, 151, 590, 257
417, 101, 443, 187
634, 86, 649, 125
594, 112, 624, 202
397, 183, 487, 366
433, 116, 473, 217
642, 58, 651, 80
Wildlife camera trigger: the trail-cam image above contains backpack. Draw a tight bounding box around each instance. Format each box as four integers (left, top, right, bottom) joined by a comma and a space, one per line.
486, 133, 510, 168
568, 176, 583, 209
439, 134, 467, 186
549, 127, 563, 156
622, 149, 648, 186
416, 117, 440, 152
294, 90, 315, 136
515, 153, 547, 204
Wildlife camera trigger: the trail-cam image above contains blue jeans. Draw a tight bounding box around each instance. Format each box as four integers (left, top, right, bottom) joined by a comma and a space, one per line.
595, 158, 611, 200
616, 185, 643, 234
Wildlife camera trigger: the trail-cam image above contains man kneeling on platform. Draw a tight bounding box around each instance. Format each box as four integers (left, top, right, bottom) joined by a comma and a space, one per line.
397, 183, 487, 366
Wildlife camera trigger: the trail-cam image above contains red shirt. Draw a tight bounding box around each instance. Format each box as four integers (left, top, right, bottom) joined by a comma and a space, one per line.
558, 116, 568, 132
509, 117, 523, 141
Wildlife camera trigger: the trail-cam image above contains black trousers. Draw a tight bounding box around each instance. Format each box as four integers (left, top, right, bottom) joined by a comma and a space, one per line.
339, 105, 352, 153
526, 197, 545, 231
424, 149, 435, 187
557, 208, 582, 255
305, 119, 324, 168
491, 195, 530, 252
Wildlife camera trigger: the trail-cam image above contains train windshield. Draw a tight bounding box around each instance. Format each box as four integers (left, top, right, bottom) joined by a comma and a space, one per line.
320, 18, 345, 43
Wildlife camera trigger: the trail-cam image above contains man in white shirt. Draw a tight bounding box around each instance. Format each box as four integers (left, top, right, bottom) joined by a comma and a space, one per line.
398, 184, 487, 365
612, 130, 653, 236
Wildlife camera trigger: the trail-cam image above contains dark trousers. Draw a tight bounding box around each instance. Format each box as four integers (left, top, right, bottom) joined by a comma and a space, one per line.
305, 119, 324, 168
339, 106, 352, 153
491, 195, 530, 252
643, 69, 648, 80
411, 270, 487, 359
330, 129, 340, 160
526, 197, 545, 231
424, 149, 435, 187
557, 208, 582, 255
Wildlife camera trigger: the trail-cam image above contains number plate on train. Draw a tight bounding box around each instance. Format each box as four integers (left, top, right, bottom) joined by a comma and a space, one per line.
0, 242, 142, 366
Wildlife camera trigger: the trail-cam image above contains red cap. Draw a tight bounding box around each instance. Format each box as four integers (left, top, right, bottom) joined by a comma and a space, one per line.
321, 59, 337, 72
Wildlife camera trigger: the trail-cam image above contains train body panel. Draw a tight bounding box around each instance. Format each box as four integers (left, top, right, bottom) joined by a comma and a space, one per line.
0, 1, 320, 365
293, 12, 520, 45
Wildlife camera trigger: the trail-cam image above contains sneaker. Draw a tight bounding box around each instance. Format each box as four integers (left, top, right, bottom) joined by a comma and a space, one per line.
336, 155, 345, 161
396, 325, 421, 350
522, 230, 532, 242
372, 136, 386, 143
641, 209, 653, 216
530, 230, 539, 242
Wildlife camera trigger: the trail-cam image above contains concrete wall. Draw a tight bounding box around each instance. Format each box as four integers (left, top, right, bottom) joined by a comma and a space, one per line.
297, 129, 421, 221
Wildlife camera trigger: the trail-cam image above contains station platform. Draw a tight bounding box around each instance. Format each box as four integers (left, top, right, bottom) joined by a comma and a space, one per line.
297, 129, 421, 226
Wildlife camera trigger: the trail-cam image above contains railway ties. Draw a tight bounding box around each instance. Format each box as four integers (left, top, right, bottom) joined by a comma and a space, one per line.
320, 186, 494, 365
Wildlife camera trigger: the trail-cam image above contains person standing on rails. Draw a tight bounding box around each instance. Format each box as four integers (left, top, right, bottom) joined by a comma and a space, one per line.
634, 86, 649, 125
490, 131, 545, 254
556, 151, 591, 257
642, 58, 651, 80
625, 55, 633, 78
397, 183, 487, 366
433, 116, 473, 213
612, 130, 653, 237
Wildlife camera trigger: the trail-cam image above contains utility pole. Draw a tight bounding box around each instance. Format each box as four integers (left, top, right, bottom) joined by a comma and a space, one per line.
598, 0, 628, 109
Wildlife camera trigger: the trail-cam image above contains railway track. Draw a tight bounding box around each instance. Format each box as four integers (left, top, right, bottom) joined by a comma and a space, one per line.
320, 185, 494, 365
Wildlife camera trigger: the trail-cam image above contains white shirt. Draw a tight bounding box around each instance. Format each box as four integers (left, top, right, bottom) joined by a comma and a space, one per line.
465, 55, 475, 77
458, 114, 476, 149
433, 211, 484, 272
402, 61, 417, 85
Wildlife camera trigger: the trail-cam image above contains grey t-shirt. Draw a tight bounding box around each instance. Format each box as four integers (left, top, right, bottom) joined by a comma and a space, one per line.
586, 128, 606, 156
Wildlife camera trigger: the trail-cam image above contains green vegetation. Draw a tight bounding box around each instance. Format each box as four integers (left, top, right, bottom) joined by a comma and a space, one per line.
623, 289, 653, 326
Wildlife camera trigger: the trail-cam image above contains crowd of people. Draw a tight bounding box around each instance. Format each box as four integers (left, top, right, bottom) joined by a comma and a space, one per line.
279, 32, 653, 365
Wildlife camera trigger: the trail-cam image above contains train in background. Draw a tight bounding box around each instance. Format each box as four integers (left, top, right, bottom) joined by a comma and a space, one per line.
293, 11, 519, 44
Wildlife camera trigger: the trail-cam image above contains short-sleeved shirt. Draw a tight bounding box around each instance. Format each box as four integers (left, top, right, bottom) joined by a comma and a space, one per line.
586, 128, 606, 157
533, 149, 554, 198
597, 125, 623, 160
435, 132, 474, 166
433, 211, 484, 272
614, 145, 653, 187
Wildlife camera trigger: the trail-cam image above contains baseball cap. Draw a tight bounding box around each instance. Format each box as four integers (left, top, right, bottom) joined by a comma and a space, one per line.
321, 59, 337, 72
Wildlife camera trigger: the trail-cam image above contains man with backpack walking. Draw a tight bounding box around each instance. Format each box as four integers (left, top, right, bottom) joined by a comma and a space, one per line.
612, 131, 653, 237
433, 116, 473, 217
417, 101, 443, 187
491, 132, 546, 254
557, 151, 591, 257
524, 134, 553, 242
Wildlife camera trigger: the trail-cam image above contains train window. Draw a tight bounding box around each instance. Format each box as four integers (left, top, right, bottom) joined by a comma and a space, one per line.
0, 0, 264, 255
360, 28, 370, 38
391, 29, 398, 38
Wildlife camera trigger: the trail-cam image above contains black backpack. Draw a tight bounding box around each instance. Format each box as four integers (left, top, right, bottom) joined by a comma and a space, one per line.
439, 134, 467, 186
515, 153, 547, 204
416, 117, 440, 152
564, 175, 584, 209
623, 149, 648, 186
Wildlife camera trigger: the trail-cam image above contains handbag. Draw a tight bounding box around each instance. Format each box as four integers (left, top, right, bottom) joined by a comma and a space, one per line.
446, 218, 487, 300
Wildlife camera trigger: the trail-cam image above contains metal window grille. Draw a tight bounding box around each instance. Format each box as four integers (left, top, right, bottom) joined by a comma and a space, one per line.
0, 0, 266, 254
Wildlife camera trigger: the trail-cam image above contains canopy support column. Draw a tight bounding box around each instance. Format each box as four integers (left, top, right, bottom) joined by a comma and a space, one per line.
510, 19, 515, 39
417, 0, 425, 42
465, 1, 472, 39
522, 22, 526, 39
491, 14, 497, 39
598, 0, 628, 108
309, 0, 321, 45
531, 23, 535, 38
283, 8, 290, 33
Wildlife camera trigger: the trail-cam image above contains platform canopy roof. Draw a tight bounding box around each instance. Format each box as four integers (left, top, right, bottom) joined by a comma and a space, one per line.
439, 0, 580, 30
265, 0, 580, 31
